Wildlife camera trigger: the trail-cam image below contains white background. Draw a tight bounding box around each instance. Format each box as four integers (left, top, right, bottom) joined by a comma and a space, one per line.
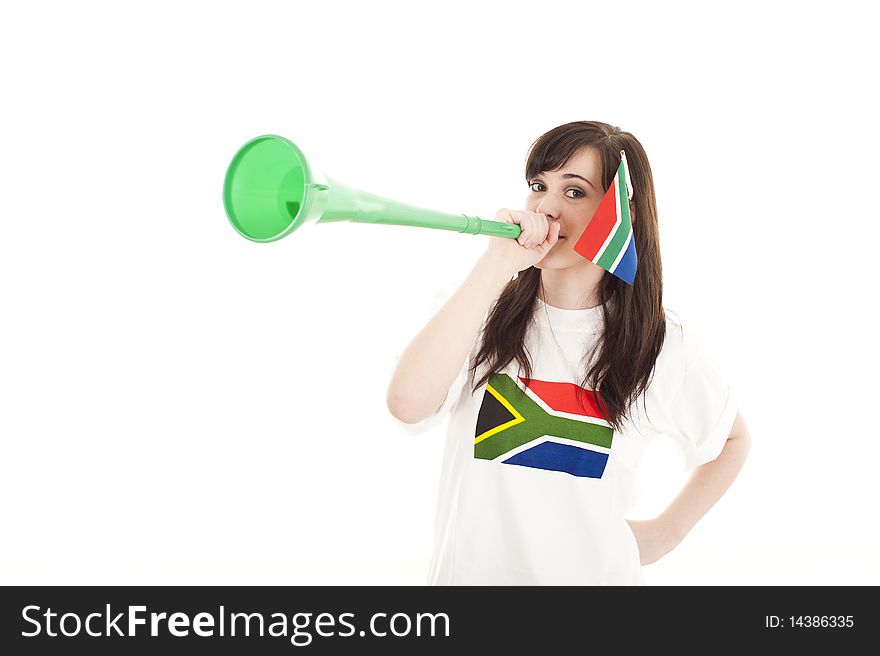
1, 0, 877, 585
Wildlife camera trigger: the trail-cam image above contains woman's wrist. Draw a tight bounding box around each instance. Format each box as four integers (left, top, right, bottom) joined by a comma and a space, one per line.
478, 250, 520, 282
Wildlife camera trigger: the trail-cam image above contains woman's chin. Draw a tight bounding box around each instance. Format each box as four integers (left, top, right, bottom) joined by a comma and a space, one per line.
536, 250, 581, 270
535, 255, 560, 270
536, 246, 567, 268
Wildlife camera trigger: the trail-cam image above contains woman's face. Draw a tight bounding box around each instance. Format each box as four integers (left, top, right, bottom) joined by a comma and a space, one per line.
526, 146, 605, 271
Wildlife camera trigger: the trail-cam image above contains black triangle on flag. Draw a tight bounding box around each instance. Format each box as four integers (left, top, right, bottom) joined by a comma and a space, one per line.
475, 389, 517, 439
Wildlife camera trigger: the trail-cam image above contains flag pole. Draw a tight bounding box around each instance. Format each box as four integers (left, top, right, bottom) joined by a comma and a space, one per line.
620, 149, 633, 202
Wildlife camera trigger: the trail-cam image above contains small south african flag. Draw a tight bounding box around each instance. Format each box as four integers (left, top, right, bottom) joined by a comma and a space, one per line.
573, 149, 637, 285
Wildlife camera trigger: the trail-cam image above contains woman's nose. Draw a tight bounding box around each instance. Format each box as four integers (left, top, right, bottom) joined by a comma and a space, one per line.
536, 196, 561, 219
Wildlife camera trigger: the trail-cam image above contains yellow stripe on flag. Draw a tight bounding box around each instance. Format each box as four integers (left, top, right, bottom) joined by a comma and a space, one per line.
474, 383, 526, 444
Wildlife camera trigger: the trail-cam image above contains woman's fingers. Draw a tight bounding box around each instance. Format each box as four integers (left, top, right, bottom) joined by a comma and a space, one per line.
533, 222, 558, 256
496, 208, 517, 224
531, 213, 551, 249
495, 209, 551, 250
521, 213, 548, 249
517, 216, 531, 246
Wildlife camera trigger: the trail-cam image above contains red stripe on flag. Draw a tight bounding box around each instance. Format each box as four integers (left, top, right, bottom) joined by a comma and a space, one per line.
573, 178, 620, 260
518, 376, 607, 420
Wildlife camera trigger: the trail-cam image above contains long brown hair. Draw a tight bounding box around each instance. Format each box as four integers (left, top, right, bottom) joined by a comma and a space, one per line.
470, 121, 666, 431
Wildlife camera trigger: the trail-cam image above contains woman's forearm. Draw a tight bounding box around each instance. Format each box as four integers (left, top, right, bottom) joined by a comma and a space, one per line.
387, 252, 516, 424
658, 411, 752, 541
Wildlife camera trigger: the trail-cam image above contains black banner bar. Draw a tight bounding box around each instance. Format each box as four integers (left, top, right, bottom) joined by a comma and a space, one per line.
0, 586, 871, 654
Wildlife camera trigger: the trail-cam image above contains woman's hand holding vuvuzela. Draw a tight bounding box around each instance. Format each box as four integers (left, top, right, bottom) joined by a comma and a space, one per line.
483, 208, 560, 273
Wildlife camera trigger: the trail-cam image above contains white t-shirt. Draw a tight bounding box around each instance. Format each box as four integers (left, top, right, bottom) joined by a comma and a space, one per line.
394, 297, 738, 585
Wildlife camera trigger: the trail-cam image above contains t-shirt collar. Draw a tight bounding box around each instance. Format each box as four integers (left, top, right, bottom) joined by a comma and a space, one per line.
534, 297, 604, 333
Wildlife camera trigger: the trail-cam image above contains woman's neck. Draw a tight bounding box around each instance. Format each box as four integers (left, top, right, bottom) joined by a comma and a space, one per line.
539, 264, 605, 309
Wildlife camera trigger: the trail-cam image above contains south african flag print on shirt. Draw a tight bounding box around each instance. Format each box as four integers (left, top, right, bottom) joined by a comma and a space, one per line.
474, 373, 613, 478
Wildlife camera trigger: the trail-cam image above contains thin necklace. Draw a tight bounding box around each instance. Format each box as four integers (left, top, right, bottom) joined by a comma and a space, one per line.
539, 292, 568, 363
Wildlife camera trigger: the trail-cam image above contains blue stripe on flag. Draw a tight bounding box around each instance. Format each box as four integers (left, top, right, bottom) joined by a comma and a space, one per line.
502, 441, 609, 478
612, 233, 638, 285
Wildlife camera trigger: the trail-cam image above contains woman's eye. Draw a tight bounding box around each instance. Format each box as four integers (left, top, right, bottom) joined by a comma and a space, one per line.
529, 182, 584, 198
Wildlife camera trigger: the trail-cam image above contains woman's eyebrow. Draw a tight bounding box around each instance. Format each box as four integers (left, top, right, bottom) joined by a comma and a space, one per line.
533, 172, 596, 190
561, 173, 596, 189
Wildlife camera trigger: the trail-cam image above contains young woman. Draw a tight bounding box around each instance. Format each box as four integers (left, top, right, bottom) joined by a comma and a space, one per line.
387, 120, 751, 585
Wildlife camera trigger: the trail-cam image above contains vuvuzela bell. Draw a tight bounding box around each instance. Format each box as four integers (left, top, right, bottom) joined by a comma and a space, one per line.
222, 135, 522, 243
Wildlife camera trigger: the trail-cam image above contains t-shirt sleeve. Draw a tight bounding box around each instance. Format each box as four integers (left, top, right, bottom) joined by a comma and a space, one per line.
657, 319, 739, 471
391, 352, 471, 436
